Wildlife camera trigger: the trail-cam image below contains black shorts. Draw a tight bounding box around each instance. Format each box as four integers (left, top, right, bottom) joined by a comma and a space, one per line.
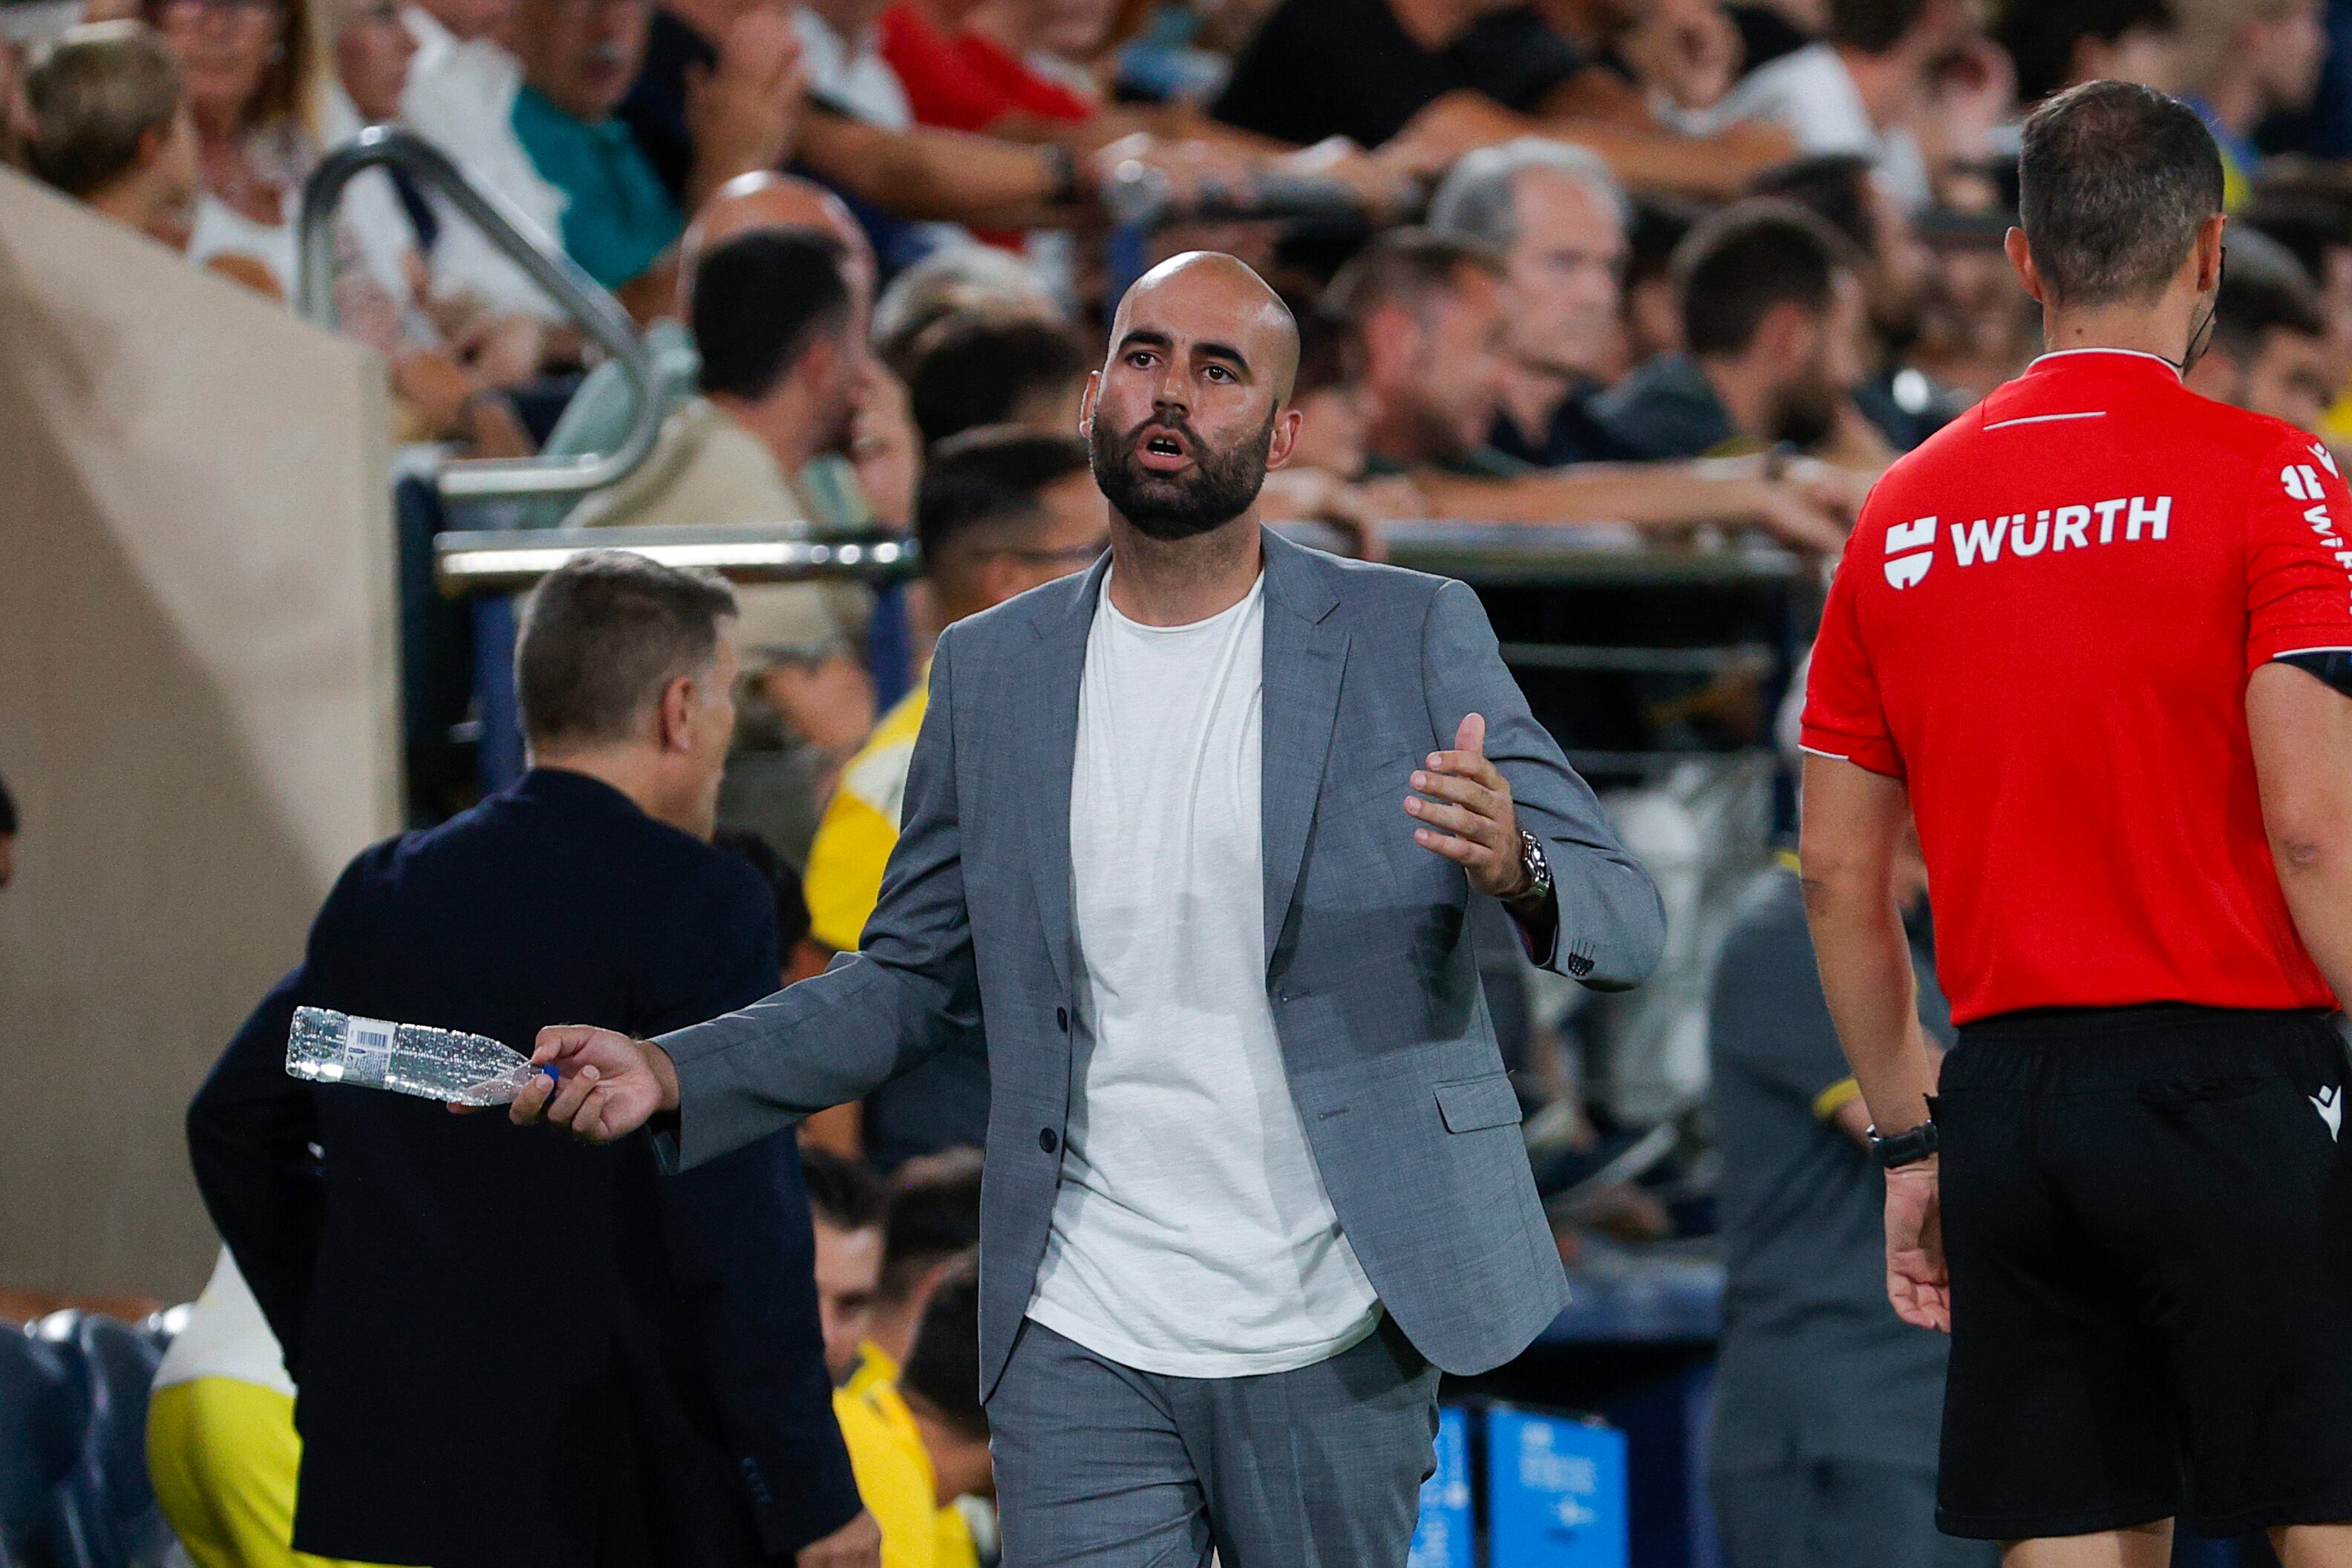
1936, 1004, 2352, 1541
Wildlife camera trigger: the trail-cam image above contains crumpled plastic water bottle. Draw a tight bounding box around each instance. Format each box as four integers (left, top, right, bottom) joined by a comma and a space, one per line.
285, 1006, 557, 1106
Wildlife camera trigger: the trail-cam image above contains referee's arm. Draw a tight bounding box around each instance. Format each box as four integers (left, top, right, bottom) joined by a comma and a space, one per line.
2249, 663, 2352, 1004
1796, 758, 1940, 1143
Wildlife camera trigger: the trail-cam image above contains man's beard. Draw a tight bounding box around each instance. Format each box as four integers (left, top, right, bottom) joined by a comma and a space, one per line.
1089, 410, 1275, 541
1770, 374, 1840, 451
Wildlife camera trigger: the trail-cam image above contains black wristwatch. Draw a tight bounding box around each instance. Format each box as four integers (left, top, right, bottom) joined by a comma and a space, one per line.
1868, 1118, 1940, 1169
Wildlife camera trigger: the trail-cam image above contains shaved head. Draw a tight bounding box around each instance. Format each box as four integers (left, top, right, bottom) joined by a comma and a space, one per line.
679, 172, 875, 322
1108, 251, 1300, 405
1086, 250, 1301, 541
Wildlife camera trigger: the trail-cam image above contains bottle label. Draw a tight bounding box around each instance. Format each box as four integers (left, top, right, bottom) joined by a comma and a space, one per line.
343, 1015, 396, 1081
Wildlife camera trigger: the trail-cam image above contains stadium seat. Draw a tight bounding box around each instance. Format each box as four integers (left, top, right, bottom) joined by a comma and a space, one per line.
30, 1311, 172, 1568
0, 1328, 76, 1566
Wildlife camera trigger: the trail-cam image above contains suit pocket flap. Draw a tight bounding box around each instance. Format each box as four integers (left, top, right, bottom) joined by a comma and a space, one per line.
1435, 1073, 1523, 1133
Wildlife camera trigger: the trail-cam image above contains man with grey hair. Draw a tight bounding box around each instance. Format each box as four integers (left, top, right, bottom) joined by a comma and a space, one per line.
188, 550, 879, 1568
1429, 137, 1639, 468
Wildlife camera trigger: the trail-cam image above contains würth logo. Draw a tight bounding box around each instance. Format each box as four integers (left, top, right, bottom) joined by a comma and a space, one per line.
1884, 516, 1936, 589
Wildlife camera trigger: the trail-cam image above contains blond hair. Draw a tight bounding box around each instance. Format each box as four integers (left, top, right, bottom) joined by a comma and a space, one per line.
24, 22, 183, 198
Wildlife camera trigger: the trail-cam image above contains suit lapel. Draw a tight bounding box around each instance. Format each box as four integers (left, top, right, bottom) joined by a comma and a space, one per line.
1019, 555, 1107, 996
1259, 532, 1347, 970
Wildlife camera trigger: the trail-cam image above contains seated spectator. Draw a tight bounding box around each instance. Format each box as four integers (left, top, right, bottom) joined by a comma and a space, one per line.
20, 19, 200, 253
575, 229, 886, 862
803, 431, 1103, 1164
794, 0, 912, 128
1996, 0, 2180, 109
532, 170, 904, 533
714, 823, 814, 957
1426, 137, 1636, 465
1746, 152, 1969, 450
2178, 0, 2325, 209
804, 1146, 889, 1384
575, 231, 862, 535
0, 771, 15, 892
875, 243, 1068, 373
1699, 0, 1977, 211
1621, 192, 1699, 363
833, 1257, 990, 1568
505, 0, 791, 307
904, 310, 1091, 446
1706, 818, 1988, 1568
863, 1147, 984, 1373
1330, 229, 1852, 547
1593, 200, 1879, 466
2243, 180, 2352, 440
2183, 228, 2336, 434
1207, 0, 1795, 197
146, 0, 324, 295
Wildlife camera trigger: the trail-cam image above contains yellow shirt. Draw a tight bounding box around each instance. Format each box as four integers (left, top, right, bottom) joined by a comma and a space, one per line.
805, 678, 930, 951
836, 1343, 979, 1568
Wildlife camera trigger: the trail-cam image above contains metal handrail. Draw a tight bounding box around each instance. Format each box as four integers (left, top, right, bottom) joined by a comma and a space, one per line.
297, 125, 663, 502
434, 524, 921, 595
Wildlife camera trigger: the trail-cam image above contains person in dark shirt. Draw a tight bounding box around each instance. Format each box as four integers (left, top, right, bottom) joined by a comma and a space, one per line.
1746, 153, 1971, 451
1212, 0, 1586, 151
186, 551, 878, 1568
1708, 843, 1992, 1568
1326, 227, 1855, 549
1426, 135, 1639, 466
1210, 0, 1800, 197
1594, 200, 1882, 465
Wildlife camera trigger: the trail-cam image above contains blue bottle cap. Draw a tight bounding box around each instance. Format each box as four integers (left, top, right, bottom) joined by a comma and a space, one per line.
541, 1064, 561, 1089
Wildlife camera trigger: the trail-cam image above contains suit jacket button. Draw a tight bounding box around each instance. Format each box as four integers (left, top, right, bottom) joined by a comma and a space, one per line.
1039, 1128, 1059, 1154
1056, 1007, 1069, 1032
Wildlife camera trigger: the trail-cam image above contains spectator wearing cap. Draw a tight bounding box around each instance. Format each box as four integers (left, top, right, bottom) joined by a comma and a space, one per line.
800, 431, 1104, 1165
20, 20, 199, 252
1593, 200, 1881, 467
2183, 228, 2337, 434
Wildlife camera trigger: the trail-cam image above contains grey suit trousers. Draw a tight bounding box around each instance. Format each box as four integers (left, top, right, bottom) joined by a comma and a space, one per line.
987, 1316, 1442, 1567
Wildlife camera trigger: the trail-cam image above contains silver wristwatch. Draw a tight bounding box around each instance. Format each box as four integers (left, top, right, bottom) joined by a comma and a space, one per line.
1507, 829, 1553, 910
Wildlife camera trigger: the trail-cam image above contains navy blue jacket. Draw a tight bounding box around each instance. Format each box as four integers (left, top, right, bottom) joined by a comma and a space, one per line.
187, 768, 859, 1568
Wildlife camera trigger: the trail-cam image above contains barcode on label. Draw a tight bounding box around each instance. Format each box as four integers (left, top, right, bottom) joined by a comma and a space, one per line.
344, 1016, 395, 1058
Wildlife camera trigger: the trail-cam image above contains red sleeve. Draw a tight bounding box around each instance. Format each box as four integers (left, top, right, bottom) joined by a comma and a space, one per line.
878, 4, 1012, 132
958, 33, 1096, 121
2247, 433, 2352, 670
1799, 535, 1907, 780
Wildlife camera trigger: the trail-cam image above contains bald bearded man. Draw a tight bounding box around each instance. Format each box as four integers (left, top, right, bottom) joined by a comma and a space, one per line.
517, 252, 1665, 1565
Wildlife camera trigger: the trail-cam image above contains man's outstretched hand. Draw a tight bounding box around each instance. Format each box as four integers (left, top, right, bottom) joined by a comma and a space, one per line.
509, 1026, 679, 1141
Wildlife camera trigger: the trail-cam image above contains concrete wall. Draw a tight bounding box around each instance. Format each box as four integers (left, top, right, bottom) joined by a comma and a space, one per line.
0, 169, 402, 1302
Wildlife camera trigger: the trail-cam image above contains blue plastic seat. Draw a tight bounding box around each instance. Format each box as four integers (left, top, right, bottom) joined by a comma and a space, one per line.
29, 1311, 172, 1568
0, 1327, 75, 1565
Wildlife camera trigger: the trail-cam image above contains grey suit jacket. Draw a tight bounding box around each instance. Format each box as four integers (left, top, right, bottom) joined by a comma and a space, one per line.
661, 529, 1665, 1394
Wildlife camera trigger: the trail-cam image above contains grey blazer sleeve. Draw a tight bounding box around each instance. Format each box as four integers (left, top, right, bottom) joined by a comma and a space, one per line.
656, 629, 981, 1170
1420, 578, 1666, 990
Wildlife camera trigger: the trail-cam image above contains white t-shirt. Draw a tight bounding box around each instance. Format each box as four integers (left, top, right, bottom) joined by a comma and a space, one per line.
794, 9, 912, 130
154, 1248, 294, 1396
1707, 42, 1931, 211
1025, 574, 1380, 1378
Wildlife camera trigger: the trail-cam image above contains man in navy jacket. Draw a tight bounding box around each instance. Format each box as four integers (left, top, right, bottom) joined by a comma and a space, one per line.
187, 551, 876, 1568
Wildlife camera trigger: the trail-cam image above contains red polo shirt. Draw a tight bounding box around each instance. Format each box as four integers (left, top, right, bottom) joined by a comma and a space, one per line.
1802, 347, 2352, 1023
